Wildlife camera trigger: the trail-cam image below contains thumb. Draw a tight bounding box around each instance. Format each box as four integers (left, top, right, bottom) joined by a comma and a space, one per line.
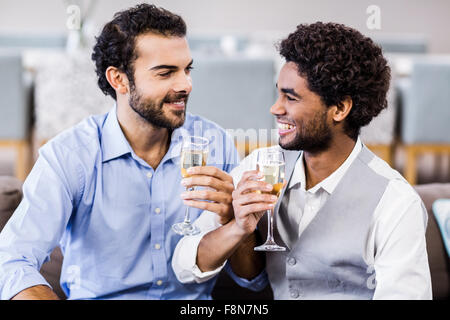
255, 211, 266, 221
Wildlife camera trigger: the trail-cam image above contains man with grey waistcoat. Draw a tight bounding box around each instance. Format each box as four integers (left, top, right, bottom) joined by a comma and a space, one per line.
172, 22, 432, 299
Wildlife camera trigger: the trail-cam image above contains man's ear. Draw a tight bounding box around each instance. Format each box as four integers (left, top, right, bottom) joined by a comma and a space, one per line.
329, 96, 353, 123
105, 66, 130, 96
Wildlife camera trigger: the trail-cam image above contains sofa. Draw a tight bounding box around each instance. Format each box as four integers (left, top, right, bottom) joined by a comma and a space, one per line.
0, 175, 449, 300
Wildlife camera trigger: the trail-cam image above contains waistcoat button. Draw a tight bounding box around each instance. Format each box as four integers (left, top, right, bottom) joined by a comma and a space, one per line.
287, 257, 297, 266
290, 289, 299, 299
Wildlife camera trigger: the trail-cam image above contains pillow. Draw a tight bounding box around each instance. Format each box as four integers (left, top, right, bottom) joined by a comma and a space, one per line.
432, 199, 450, 257
0, 176, 23, 232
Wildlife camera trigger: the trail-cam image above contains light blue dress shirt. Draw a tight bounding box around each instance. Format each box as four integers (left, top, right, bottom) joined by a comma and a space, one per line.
0, 106, 239, 300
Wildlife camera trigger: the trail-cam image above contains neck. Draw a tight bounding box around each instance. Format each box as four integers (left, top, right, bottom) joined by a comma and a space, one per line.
116, 100, 171, 169
303, 133, 357, 190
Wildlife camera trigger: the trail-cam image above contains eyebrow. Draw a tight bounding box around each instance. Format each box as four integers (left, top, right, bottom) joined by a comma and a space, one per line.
276, 83, 301, 98
149, 59, 194, 71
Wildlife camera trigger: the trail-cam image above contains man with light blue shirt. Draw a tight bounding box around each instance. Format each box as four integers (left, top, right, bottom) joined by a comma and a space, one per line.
0, 4, 238, 299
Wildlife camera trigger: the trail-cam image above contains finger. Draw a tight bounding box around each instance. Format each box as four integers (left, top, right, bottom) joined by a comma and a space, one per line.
181, 189, 232, 204
234, 180, 273, 196
182, 176, 234, 193
233, 192, 278, 206
236, 170, 263, 189
185, 166, 233, 183
254, 211, 266, 221
183, 200, 229, 216
236, 203, 274, 219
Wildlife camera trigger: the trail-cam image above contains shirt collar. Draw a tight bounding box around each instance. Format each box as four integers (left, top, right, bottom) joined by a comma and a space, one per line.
101, 104, 186, 164
288, 136, 363, 194
101, 105, 133, 163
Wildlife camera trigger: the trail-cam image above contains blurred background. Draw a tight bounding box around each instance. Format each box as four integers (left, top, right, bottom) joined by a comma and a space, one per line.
0, 0, 449, 185
0, 0, 450, 300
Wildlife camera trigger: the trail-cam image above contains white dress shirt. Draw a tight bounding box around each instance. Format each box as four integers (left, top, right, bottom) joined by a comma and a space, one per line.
172, 137, 433, 299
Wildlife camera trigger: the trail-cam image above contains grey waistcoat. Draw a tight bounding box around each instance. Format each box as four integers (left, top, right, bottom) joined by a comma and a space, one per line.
258, 145, 389, 300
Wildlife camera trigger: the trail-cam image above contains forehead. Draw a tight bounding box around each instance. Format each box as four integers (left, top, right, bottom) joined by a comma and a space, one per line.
278, 62, 309, 91
134, 32, 191, 66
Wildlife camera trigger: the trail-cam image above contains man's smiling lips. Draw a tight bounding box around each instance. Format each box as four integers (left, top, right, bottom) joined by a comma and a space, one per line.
164, 99, 186, 110
277, 120, 296, 136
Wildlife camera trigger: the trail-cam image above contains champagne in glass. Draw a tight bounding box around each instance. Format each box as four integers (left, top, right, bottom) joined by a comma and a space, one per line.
180, 150, 208, 178
259, 163, 285, 196
172, 136, 209, 236
254, 148, 287, 251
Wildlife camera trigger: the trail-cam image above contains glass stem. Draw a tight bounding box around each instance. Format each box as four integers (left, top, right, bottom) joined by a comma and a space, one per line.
266, 209, 275, 243
183, 187, 194, 224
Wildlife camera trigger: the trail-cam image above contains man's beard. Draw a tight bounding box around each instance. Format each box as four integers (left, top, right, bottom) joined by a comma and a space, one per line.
128, 83, 188, 130
279, 110, 332, 153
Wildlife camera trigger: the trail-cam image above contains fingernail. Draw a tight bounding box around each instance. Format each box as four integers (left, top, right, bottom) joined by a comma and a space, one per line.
181, 179, 188, 186
187, 167, 195, 174
257, 172, 264, 178
270, 196, 277, 201
180, 192, 187, 198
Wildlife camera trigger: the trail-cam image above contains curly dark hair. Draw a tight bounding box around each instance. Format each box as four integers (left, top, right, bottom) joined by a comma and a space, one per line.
278, 22, 391, 140
91, 3, 186, 100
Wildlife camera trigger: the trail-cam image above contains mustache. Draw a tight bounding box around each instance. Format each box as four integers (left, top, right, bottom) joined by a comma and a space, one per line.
163, 92, 189, 103
276, 116, 295, 124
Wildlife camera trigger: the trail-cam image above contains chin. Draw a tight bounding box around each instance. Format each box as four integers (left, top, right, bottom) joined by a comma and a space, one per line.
278, 135, 299, 151
170, 110, 186, 127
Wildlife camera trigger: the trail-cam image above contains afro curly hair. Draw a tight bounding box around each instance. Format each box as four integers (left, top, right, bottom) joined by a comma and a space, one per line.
278, 22, 391, 140
91, 3, 186, 100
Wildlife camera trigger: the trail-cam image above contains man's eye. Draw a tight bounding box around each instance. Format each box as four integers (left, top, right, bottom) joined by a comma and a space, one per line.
159, 71, 172, 77
286, 96, 297, 101
186, 66, 194, 73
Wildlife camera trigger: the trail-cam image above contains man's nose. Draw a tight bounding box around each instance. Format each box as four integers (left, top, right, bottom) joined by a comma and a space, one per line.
270, 97, 285, 115
174, 73, 192, 94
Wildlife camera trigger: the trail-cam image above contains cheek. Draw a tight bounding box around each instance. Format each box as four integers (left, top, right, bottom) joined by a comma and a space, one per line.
139, 85, 169, 103
135, 75, 169, 95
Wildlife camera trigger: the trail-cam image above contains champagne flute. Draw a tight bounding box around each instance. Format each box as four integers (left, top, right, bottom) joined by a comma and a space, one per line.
172, 136, 209, 236
254, 148, 286, 251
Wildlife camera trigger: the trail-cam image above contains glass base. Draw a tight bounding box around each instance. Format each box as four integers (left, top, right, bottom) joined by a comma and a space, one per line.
172, 222, 200, 236
254, 241, 286, 252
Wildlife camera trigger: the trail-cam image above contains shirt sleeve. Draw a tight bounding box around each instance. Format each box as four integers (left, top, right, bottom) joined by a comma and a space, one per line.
224, 262, 269, 292
171, 210, 225, 284
370, 180, 432, 300
171, 206, 270, 289
172, 149, 261, 285
0, 142, 81, 300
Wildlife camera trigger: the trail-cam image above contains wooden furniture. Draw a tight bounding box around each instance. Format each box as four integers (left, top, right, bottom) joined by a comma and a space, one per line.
0, 52, 33, 181
404, 144, 450, 185
397, 58, 450, 185
0, 141, 30, 181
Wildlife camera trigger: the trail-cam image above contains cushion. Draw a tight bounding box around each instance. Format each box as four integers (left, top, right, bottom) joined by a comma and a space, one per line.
432, 199, 450, 257
0, 175, 23, 232
414, 183, 450, 300
40, 247, 66, 299
0, 175, 66, 299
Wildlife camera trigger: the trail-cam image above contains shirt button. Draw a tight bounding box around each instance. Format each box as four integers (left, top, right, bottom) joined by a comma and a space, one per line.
147, 172, 153, 178
290, 289, 299, 299
287, 257, 297, 266
156, 280, 163, 286
155, 208, 161, 214
154, 243, 161, 250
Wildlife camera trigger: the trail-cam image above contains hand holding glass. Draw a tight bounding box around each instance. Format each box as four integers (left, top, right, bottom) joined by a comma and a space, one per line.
172, 136, 209, 236
254, 148, 286, 251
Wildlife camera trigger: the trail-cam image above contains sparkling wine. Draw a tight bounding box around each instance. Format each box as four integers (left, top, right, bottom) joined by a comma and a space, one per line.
258, 163, 285, 196
180, 150, 208, 177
